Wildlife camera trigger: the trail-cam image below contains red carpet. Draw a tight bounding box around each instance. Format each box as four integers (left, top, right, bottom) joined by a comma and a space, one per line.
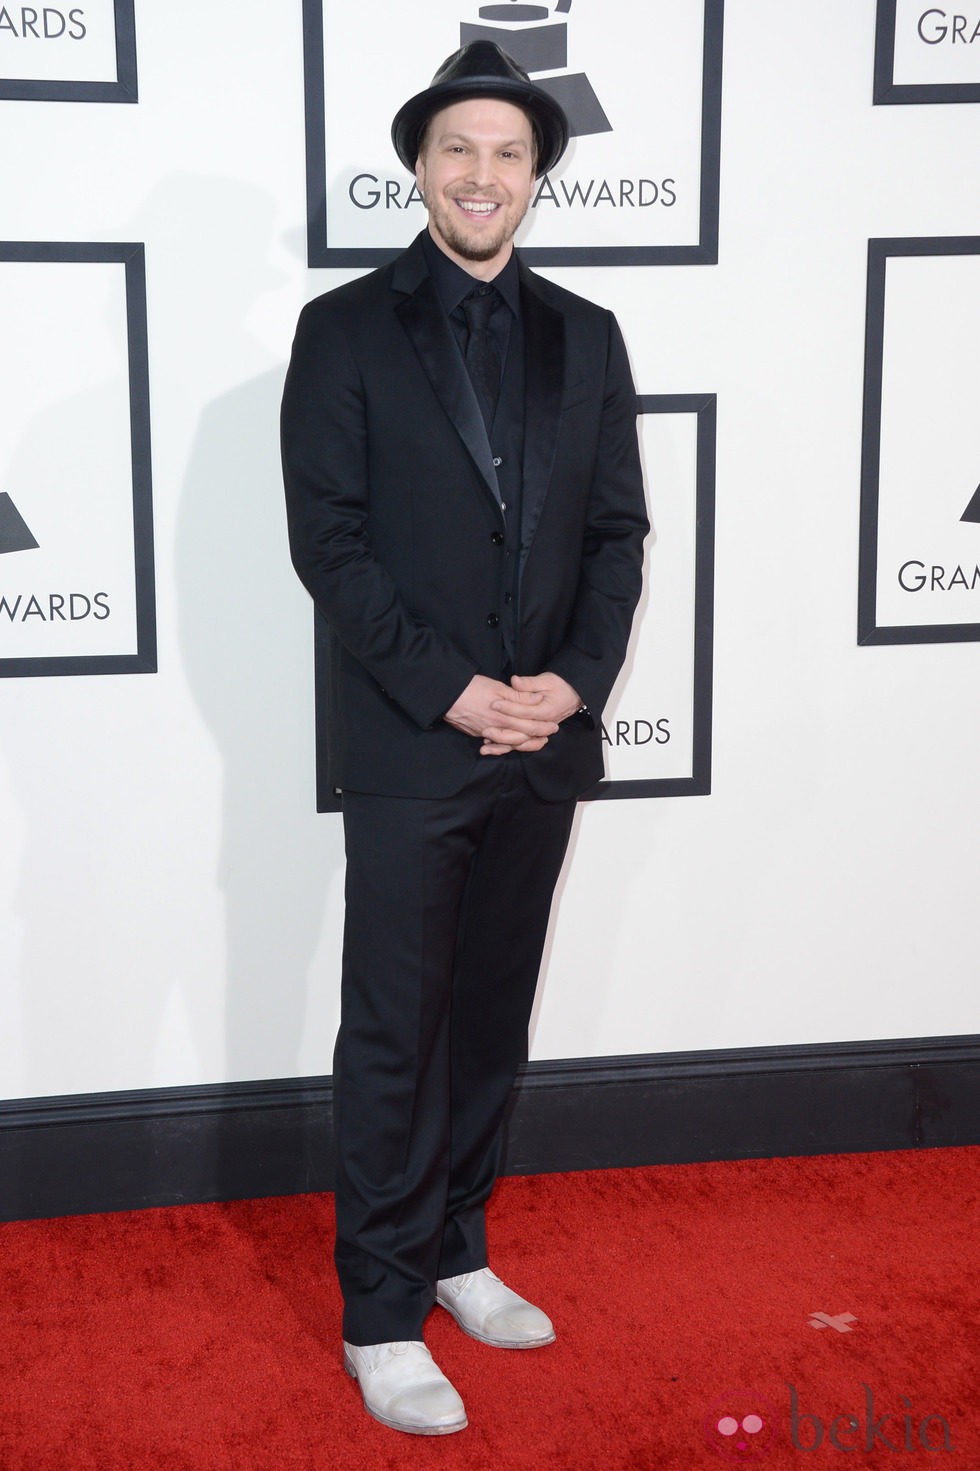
1, 1148, 977, 1468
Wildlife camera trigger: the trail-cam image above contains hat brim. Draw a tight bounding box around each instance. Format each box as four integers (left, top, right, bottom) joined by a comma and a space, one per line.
391, 77, 569, 177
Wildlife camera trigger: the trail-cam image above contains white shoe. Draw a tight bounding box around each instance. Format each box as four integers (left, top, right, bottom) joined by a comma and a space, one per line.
436, 1268, 556, 1348
343, 1340, 467, 1435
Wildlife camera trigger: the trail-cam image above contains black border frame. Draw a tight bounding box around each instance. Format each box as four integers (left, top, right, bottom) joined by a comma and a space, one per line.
303, 0, 724, 268
0, 0, 137, 103
587, 392, 715, 801
858, 236, 980, 647
314, 392, 715, 809
873, 0, 980, 105
0, 241, 156, 678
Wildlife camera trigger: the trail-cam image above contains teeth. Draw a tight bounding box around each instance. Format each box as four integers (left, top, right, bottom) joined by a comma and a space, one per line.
457, 201, 498, 214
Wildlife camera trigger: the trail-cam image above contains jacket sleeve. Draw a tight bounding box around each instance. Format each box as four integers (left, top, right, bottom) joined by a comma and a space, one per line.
545, 311, 649, 720
280, 298, 477, 730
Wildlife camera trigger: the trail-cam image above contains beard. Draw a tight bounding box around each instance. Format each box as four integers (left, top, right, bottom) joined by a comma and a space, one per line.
423, 187, 529, 264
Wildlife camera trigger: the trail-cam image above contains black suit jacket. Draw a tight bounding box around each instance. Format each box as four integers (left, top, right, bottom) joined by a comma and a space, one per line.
281, 232, 648, 801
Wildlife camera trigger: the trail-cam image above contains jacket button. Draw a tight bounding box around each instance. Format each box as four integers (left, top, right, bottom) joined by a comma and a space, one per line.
490, 531, 504, 546
486, 614, 500, 628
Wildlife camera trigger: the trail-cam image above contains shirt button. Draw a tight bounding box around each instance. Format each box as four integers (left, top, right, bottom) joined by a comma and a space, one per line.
486, 614, 500, 628
492, 456, 503, 467
500, 501, 507, 512
490, 531, 504, 546
504, 593, 513, 605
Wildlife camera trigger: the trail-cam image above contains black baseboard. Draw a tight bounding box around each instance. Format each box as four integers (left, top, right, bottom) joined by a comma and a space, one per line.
2, 1035, 978, 1223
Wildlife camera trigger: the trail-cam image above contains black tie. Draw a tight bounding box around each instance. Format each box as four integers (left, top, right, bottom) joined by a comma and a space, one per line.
461, 287, 501, 432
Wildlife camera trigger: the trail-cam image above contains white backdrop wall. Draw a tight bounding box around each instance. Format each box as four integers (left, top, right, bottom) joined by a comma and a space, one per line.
1, 1, 978, 1104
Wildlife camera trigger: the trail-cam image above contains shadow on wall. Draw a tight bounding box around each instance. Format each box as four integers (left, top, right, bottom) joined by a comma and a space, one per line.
1, 179, 342, 1145
527, 409, 655, 1058
1, 272, 163, 1104
171, 177, 342, 1192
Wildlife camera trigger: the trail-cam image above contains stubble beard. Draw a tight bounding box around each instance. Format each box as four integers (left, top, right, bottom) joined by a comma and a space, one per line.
424, 187, 529, 264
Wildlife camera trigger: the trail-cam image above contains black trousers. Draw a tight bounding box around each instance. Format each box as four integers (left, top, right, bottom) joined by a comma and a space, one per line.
334, 756, 576, 1345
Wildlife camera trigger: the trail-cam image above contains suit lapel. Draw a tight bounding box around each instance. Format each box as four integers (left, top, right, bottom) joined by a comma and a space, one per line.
390, 239, 567, 531
393, 242, 501, 505
518, 268, 564, 556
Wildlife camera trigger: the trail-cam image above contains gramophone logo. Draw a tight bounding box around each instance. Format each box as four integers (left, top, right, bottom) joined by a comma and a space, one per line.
0, 492, 38, 554
962, 485, 980, 525
459, 0, 611, 138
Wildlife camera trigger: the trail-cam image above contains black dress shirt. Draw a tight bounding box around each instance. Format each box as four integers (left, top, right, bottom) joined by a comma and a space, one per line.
420, 230, 526, 674
420, 229, 521, 383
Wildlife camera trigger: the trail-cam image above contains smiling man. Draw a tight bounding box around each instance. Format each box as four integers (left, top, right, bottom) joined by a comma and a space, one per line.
416, 97, 535, 270
281, 42, 648, 1437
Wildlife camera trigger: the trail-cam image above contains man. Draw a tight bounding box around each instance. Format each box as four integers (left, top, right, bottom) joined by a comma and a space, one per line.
281, 41, 648, 1436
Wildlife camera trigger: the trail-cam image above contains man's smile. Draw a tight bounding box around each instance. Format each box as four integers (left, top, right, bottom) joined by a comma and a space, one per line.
453, 199, 502, 217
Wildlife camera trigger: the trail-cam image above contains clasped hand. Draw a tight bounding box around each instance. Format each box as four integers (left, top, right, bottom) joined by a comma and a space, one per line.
444, 672, 582, 756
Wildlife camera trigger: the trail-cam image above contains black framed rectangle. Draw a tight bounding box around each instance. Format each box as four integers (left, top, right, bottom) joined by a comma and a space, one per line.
303, 0, 724, 269
859, 236, 980, 646
587, 393, 715, 801
313, 392, 715, 810
0, 0, 136, 103
874, 0, 980, 104
0, 242, 156, 677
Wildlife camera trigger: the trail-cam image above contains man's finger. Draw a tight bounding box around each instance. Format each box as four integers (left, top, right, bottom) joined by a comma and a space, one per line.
491, 696, 557, 721
493, 687, 544, 705
482, 736, 548, 754
486, 718, 558, 737
484, 722, 558, 744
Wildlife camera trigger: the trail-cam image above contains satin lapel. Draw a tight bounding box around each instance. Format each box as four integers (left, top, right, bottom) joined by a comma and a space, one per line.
395, 276, 501, 505
519, 274, 564, 556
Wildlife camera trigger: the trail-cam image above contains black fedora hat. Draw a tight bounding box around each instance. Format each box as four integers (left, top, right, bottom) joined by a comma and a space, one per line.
391, 40, 569, 176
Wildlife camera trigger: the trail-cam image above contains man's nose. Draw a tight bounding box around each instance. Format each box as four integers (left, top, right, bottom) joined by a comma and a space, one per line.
466, 153, 498, 188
